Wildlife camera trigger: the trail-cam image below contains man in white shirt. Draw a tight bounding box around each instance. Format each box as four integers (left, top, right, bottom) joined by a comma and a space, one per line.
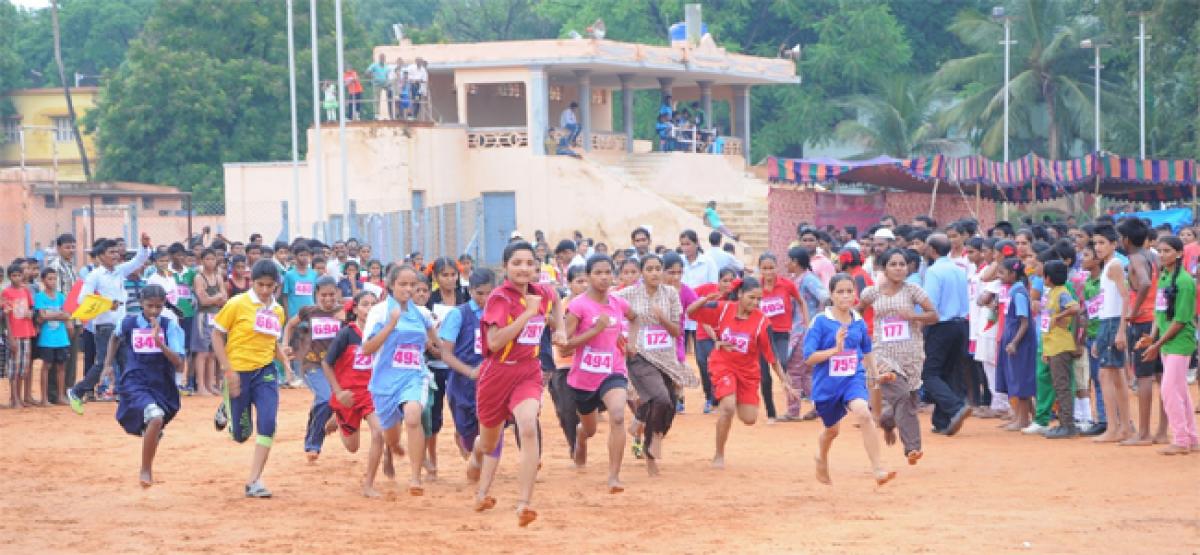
67, 234, 153, 412
560, 102, 580, 146
406, 57, 429, 120
705, 230, 744, 273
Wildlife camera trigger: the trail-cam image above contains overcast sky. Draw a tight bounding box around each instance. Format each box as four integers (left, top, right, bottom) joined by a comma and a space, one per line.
11, 0, 50, 9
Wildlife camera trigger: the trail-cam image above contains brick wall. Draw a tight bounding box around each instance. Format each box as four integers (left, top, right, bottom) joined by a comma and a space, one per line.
768, 186, 997, 258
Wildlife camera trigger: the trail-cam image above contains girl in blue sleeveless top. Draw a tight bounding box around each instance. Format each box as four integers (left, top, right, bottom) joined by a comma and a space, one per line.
108, 284, 185, 488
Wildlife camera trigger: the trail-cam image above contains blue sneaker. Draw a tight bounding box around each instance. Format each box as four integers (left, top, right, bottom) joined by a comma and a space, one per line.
675, 399, 685, 414
703, 400, 713, 414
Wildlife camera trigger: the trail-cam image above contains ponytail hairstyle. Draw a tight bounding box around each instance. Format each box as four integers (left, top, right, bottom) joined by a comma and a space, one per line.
347, 289, 378, 324
1000, 257, 1028, 289
1160, 235, 1184, 320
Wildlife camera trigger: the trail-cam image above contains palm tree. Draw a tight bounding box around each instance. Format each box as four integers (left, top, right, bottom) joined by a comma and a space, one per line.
933, 0, 1127, 160
832, 75, 960, 159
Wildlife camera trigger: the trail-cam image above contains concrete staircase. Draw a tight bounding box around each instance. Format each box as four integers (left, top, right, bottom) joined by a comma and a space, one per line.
594, 152, 771, 257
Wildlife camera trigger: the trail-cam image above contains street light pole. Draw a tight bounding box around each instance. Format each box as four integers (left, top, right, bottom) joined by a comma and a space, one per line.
335, 0, 349, 241
1136, 13, 1150, 159
310, 0, 325, 240
286, 0, 301, 238
1002, 17, 1013, 165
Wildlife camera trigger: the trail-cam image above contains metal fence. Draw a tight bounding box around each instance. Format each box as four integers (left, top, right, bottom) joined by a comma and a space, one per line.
319, 197, 485, 265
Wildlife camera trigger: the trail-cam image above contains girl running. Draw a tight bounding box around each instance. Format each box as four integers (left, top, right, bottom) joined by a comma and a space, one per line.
547, 266, 588, 456
686, 277, 795, 468
782, 247, 827, 421
693, 268, 737, 414
996, 258, 1037, 431
212, 259, 289, 498
803, 274, 892, 486
470, 241, 566, 526
1135, 236, 1200, 454
282, 275, 343, 462
361, 265, 439, 496
563, 255, 636, 492
754, 253, 806, 423
616, 258, 641, 291
108, 284, 184, 487
616, 254, 693, 476
322, 290, 393, 496
857, 249, 938, 464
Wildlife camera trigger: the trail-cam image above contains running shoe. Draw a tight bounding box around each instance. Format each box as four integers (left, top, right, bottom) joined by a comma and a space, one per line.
676, 399, 685, 414
630, 439, 644, 459
67, 389, 84, 415
244, 481, 272, 498
703, 400, 713, 414
98, 391, 115, 402
214, 403, 229, 431
1021, 422, 1049, 435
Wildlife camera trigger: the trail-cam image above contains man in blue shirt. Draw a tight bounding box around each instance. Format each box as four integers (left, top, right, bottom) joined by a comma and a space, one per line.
921, 233, 971, 436
281, 244, 318, 319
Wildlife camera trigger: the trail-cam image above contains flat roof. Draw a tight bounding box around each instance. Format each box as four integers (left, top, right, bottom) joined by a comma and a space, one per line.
376, 39, 799, 88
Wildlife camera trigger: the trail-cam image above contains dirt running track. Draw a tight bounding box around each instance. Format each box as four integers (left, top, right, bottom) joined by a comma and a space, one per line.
1, 383, 1198, 554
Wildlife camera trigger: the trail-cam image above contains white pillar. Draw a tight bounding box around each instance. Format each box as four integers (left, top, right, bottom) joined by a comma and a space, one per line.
733, 84, 751, 163
619, 73, 634, 154
527, 67, 549, 156
575, 69, 592, 152
658, 77, 674, 105
698, 80, 713, 127
455, 79, 469, 126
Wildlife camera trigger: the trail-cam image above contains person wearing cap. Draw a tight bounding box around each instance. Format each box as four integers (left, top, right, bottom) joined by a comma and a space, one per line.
509, 231, 524, 243
865, 227, 896, 277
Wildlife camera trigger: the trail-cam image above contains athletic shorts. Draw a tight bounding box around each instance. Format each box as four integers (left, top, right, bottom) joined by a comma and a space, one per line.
572, 374, 628, 415
371, 371, 431, 431
1126, 320, 1163, 377
476, 358, 542, 429
1094, 318, 1125, 368
6, 338, 31, 377
813, 378, 870, 428
224, 364, 279, 443
331, 386, 374, 437
710, 364, 759, 406
36, 346, 68, 364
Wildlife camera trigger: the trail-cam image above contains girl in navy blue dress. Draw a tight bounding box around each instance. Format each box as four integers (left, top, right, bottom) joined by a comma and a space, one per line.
996, 257, 1037, 431
108, 284, 185, 488
803, 274, 895, 487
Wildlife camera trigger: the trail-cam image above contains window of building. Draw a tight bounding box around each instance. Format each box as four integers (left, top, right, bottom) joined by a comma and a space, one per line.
142, 197, 154, 209
52, 117, 76, 142
2, 120, 19, 144
43, 195, 58, 209
101, 195, 118, 205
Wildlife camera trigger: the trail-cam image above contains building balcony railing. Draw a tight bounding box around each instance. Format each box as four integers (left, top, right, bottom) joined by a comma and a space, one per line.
466, 127, 528, 149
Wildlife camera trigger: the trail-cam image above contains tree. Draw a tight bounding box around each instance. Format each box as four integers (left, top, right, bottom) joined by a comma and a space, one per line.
933, 0, 1128, 160
87, 0, 372, 203
50, 0, 91, 180
435, 0, 557, 42
833, 76, 957, 158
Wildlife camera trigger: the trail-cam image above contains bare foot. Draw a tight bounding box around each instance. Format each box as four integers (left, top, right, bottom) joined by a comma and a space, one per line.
646, 457, 660, 477
1092, 433, 1120, 443
874, 469, 897, 486
383, 449, 396, 479
408, 481, 424, 496
517, 506, 538, 527
474, 495, 496, 512
608, 478, 624, 494
814, 455, 831, 485
1118, 437, 1153, 447
306, 451, 319, 463
39, 401, 49, 408
1002, 422, 1022, 431
1152, 435, 1170, 445
1158, 444, 1190, 456
573, 436, 588, 468
466, 451, 483, 483
711, 454, 725, 469
209, 387, 222, 396
362, 486, 382, 498
139, 470, 153, 488
883, 427, 896, 446
423, 459, 438, 482
324, 417, 339, 436
906, 450, 923, 466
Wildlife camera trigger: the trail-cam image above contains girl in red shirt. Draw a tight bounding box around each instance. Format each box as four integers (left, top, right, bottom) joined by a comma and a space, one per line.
693, 268, 737, 413
470, 241, 566, 527
687, 277, 796, 469
756, 254, 805, 423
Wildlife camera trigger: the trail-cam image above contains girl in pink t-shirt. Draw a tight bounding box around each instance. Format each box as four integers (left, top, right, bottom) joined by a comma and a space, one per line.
563, 255, 637, 493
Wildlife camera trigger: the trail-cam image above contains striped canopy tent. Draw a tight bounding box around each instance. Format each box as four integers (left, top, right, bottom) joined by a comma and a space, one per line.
962, 153, 1100, 203
1095, 155, 1197, 202
765, 155, 945, 191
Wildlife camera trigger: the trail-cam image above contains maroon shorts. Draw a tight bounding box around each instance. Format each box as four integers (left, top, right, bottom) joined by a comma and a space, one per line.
330, 387, 374, 437
476, 357, 543, 428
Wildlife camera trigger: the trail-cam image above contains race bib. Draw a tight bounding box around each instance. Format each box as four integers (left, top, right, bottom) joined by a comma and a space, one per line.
205, 312, 217, 327
1085, 294, 1102, 318
518, 316, 545, 345
999, 284, 1011, 307
176, 284, 191, 299
254, 309, 281, 337
1156, 288, 1168, 311
640, 325, 673, 351
1038, 310, 1051, 333
473, 328, 482, 355
295, 281, 314, 296
538, 271, 554, 284
131, 328, 162, 354
968, 280, 978, 300
880, 316, 910, 342
311, 317, 340, 340
579, 346, 614, 374
352, 348, 374, 371
391, 344, 423, 370
829, 351, 857, 377
719, 328, 750, 353
759, 296, 785, 318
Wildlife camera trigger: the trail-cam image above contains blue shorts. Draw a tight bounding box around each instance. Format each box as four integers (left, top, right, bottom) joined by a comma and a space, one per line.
813, 377, 870, 428
370, 371, 431, 431
225, 365, 279, 443
116, 365, 181, 436
1095, 318, 1125, 368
